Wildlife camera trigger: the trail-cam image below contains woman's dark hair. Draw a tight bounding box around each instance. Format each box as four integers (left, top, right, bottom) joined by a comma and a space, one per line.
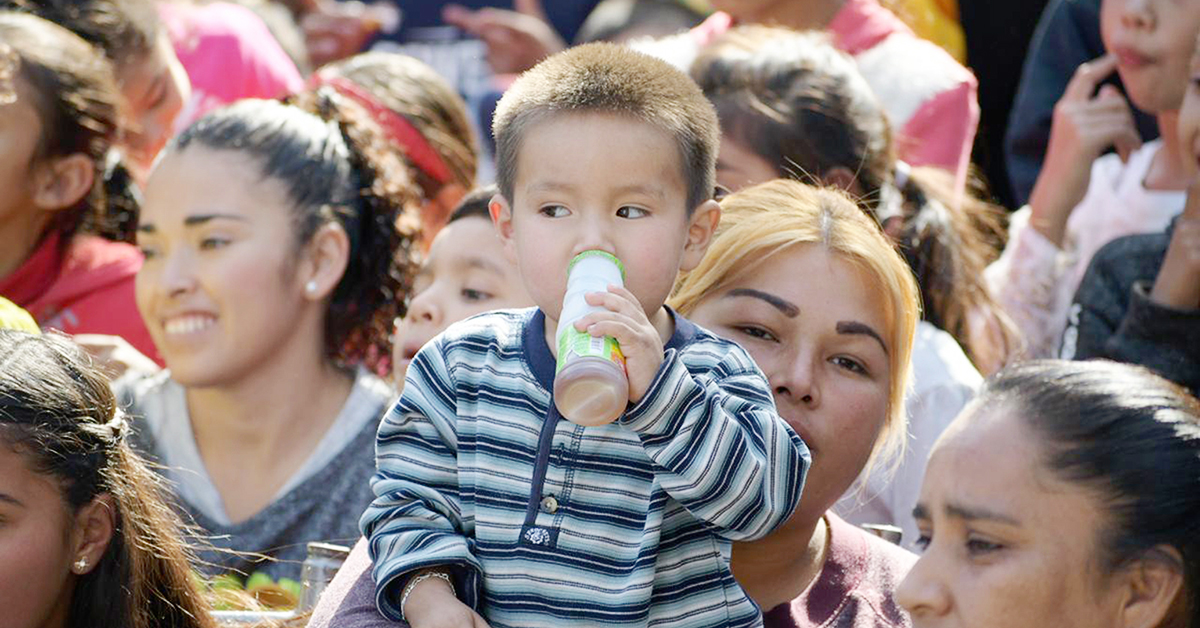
316, 52, 478, 201
0, 330, 215, 628
0, 11, 137, 242
983, 359, 1200, 626
3, 0, 159, 67
170, 97, 421, 372
692, 26, 1019, 371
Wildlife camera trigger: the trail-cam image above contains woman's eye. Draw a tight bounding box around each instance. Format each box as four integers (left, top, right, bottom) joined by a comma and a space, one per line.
734, 325, 778, 342
539, 205, 569, 218
831, 355, 868, 376
966, 537, 1004, 556
138, 247, 159, 260
461, 288, 493, 302
199, 237, 230, 250
616, 206, 648, 219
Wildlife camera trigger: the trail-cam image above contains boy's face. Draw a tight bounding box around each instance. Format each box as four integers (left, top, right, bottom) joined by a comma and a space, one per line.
491, 112, 718, 326
1101, 0, 1200, 113
1180, 40, 1200, 180
393, 215, 532, 378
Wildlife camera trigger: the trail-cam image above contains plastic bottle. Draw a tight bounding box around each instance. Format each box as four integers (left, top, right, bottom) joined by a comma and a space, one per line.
296, 542, 350, 612
553, 251, 629, 426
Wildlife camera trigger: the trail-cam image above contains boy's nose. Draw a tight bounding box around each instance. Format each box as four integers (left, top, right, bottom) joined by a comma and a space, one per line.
1120, 0, 1154, 29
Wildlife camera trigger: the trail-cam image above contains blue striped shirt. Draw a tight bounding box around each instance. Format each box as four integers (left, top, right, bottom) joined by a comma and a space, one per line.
362, 308, 810, 627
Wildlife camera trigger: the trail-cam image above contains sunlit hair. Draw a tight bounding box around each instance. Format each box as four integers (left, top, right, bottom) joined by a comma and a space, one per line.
0, 330, 214, 628
971, 360, 1200, 627
670, 179, 920, 474
693, 25, 1018, 372
493, 42, 719, 212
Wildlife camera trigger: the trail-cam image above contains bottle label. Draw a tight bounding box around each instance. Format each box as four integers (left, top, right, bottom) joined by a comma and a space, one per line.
556, 325, 625, 373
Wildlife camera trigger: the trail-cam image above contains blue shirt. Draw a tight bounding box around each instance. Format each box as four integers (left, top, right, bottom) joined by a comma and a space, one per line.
362, 308, 809, 627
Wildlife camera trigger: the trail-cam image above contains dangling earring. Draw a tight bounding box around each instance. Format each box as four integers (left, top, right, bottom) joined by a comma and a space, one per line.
73, 557, 88, 573
305, 280, 318, 296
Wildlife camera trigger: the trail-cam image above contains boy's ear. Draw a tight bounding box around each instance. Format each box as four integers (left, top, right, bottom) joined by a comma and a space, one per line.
680, 199, 721, 272
489, 194, 519, 264
32, 153, 96, 212
1114, 547, 1186, 628
299, 222, 352, 301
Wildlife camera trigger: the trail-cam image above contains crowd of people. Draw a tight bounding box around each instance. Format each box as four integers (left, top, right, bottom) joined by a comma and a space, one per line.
0, 0, 1197, 627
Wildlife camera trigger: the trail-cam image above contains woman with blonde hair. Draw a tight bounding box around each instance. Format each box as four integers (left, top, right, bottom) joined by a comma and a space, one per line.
670, 179, 920, 626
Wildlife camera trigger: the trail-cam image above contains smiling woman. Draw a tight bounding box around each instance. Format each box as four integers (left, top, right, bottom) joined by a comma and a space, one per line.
898, 360, 1200, 628
117, 97, 421, 588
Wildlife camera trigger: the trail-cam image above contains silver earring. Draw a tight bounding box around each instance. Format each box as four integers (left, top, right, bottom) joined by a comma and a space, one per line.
305, 280, 318, 295
74, 557, 88, 573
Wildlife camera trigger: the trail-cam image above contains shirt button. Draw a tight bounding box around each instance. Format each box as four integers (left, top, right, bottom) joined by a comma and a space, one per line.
540, 495, 559, 514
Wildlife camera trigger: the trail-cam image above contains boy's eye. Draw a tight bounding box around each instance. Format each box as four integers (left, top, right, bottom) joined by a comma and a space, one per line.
539, 205, 569, 218
965, 537, 1004, 556
616, 206, 648, 219
913, 533, 931, 551
461, 288, 493, 302
138, 246, 159, 260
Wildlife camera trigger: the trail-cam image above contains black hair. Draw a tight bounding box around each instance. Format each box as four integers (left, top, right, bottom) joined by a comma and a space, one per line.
3, 0, 160, 67
692, 26, 1018, 370
0, 10, 137, 242
447, 184, 498, 224
0, 330, 215, 628
170, 97, 421, 371
982, 359, 1200, 626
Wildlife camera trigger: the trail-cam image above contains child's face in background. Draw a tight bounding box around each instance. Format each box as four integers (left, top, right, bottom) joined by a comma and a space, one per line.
492, 112, 714, 327
1101, 0, 1200, 113
0, 75, 45, 227
1179, 39, 1200, 180
119, 32, 190, 182
393, 215, 532, 379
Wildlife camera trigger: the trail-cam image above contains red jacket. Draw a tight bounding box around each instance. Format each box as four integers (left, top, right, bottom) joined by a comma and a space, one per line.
0, 233, 161, 364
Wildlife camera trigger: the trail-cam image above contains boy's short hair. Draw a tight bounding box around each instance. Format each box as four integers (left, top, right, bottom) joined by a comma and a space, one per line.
448, 184, 499, 223
493, 42, 719, 211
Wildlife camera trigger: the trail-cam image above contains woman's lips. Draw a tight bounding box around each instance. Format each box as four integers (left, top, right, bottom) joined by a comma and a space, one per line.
1112, 46, 1153, 69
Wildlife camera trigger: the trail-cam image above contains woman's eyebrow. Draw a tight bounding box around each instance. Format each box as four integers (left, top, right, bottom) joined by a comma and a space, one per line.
836, 321, 889, 356
725, 288, 800, 317
912, 502, 1022, 526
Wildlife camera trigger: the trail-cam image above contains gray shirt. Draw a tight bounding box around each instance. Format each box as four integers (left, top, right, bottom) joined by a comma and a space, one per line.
118, 369, 394, 579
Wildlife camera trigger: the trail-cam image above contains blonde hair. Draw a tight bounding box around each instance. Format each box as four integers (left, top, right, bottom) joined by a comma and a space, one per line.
670, 179, 920, 475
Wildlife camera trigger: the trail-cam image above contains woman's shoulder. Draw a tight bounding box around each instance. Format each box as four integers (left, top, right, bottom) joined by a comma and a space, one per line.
775, 514, 914, 628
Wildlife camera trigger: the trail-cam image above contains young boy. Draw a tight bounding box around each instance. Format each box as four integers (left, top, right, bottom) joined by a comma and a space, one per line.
361, 43, 810, 628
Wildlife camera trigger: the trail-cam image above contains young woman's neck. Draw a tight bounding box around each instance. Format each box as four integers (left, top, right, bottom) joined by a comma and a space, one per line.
0, 209, 52, 279
731, 512, 828, 611
1145, 111, 1189, 191
731, 0, 847, 30
184, 325, 355, 520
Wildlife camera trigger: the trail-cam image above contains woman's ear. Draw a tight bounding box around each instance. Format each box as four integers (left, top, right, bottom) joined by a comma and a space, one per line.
488, 194, 519, 265
820, 167, 862, 196
70, 494, 115, 576
32, 153, 96, 212
1115, 547, 1186, 628
301, 223, 352, 301
679, 199, 721, 272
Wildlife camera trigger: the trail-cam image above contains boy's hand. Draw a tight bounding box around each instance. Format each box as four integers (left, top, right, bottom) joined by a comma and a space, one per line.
1029, 54, 1142, 247
575, 285, 665, 403
403, 576, 491, 628
1150, 176, 1200, 309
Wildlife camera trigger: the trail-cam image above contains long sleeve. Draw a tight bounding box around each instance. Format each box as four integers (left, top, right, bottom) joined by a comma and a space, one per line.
985, 206, 1075, 358
619, 346, 809, 542
361, 338, 483, 621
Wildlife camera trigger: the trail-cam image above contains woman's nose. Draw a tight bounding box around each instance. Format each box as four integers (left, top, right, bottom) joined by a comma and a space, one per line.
771, 354, 820, 408
895, 545, 953, 620
159, 250, 197, 299
1120, 0, 1154, 30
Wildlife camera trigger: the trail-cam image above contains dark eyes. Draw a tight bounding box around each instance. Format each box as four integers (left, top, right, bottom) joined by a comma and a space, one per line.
461, 288, 493, 302
831, 356, 868, 376
733, 325, 778, 342
200, 237, 230, 250
616, 206, 648, 218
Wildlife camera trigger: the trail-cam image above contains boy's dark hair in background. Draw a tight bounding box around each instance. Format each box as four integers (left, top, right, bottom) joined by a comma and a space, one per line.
448, 184, 499, 224
492, 42, 719, 212
574, 0, 704, 45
